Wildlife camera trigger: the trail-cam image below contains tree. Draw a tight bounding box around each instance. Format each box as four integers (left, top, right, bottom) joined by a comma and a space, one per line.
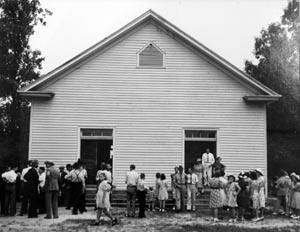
245, 0, 300, 177
0, 0, 50, 166
245, 0, 299, 132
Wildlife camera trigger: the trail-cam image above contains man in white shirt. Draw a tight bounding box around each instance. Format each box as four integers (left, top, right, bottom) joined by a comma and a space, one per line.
125, 164, 139, 217
202, 148, 215, 186
2, 166, 18, 216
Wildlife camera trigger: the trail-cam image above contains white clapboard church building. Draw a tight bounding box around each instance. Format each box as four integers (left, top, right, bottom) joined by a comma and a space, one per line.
19, 10, 280, 189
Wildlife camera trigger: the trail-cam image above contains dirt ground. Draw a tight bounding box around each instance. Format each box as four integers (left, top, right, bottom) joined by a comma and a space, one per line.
0, 207, 299, 232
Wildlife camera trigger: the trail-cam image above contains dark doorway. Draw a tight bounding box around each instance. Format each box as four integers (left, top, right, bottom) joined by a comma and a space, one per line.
184, 141, 216, 171
80, 139, 113, 184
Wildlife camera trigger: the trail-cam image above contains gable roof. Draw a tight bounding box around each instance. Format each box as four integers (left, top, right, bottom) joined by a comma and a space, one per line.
18, 9, 281, 102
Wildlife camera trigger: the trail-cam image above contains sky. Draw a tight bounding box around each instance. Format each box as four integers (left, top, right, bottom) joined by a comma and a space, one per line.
30, 0, 289, 74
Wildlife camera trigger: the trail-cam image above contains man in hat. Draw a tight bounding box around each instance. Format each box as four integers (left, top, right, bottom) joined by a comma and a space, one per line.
174, 165, 187, 212
23, 160, 39, 218
274, 169, 292, 215
44, 161, 60, 219
202, 148, 215, 186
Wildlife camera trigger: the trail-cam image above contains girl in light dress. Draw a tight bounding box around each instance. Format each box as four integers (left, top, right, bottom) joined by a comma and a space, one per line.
250, 171, 265, 222
193, 158, 204, 193
290, 173, 300, 220
255, 169, 266, 220
155, 172, 161, 210
226, 175, 241, 222
158, 173, 168, 212
93, 173, 117, 226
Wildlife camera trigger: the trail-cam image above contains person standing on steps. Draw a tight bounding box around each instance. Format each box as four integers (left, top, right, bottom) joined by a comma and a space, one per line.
202, 148, 215, 186
44, 161, 60, 219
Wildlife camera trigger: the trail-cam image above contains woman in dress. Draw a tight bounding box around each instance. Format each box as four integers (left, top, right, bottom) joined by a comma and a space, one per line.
193, 158, 204, 193
209, 171, 224, 222
155, 172, 161, 210
93, 173, 117, 226
250, 171, 263, 222
226, 175, 241, 222
158, 173, 168, 212
255, 169, 266, 220
290, 174, 300, 219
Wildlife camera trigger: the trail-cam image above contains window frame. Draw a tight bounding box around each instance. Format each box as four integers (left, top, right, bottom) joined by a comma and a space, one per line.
136, 41, 166, 69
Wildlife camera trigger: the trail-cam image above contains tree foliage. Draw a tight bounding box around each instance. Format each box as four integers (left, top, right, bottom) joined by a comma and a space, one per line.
245, 0, 299, 132
0, 0, 50, 166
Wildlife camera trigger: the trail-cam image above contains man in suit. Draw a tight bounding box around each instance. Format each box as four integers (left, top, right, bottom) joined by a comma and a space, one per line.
24, 160, 39, 218
44, 161, 60, 219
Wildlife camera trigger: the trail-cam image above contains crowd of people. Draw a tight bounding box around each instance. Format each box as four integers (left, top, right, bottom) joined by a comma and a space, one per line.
0, 147, 300, 227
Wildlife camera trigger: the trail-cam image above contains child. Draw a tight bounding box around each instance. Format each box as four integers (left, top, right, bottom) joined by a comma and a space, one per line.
93, 173, 117, 226
171, 167, 179, 210
290, 173, 300, 219
158, 173, 168, 212
186, 168, 198, 211
155, 172, 161, 210
147, 187, 155, 211
137, 173, 147, 218
226, 175, 241, 222
237, 173, 250, 222
249, 171, 263, 222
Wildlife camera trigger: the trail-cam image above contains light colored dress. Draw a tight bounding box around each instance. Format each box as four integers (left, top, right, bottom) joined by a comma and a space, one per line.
258, 176, 266, 208
226, 182, 240, 207
290, 182, 300, 209
155, 178, 161, 197
96, 180, 111, 209
251, 180, 264, 209
158, 180, 168, 200
219, 176, 227, 206
209, 178, 223, 208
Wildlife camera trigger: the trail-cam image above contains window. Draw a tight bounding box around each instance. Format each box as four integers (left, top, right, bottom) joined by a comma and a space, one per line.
137, 42, 164, 68
185, 130, 217, 141
80, 129, 113, 139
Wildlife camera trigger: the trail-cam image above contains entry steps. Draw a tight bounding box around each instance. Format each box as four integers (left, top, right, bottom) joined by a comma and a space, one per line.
86, 185, 211, 212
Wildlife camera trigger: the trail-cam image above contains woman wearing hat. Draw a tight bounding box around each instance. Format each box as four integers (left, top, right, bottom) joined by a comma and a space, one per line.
290, 174, 300, 219
193, 158, 204, 193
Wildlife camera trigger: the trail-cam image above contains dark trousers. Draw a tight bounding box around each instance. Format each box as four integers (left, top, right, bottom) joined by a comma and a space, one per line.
4, 183, 16, 216
71, 182, 84, 214
64, 188, 72, 208
38, 189, 46, 214
137, 190, 146, 218
126, 186, 137, 217
45, 190, 59, 218
20, 185, 29, 215
28, 191, 38, 217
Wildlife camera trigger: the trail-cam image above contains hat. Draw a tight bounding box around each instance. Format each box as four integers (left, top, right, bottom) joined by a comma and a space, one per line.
44, 161, 54, 166
31, 160, 39, 166
255, 168, 264, 176
296, 175, 300, 181
227, 174, 236, 181
196, 158, 202, 162
291, 172, 297, 178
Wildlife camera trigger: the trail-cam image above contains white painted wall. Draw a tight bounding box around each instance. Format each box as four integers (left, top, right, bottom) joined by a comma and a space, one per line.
29, 22, 267, 189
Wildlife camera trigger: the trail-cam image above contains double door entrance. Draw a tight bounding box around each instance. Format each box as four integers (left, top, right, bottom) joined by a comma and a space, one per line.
80, 129, 113, 184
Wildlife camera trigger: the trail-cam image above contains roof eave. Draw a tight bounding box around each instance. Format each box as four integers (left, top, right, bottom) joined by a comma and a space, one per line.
18, 91, 55, 99
243, 95, 281, 103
